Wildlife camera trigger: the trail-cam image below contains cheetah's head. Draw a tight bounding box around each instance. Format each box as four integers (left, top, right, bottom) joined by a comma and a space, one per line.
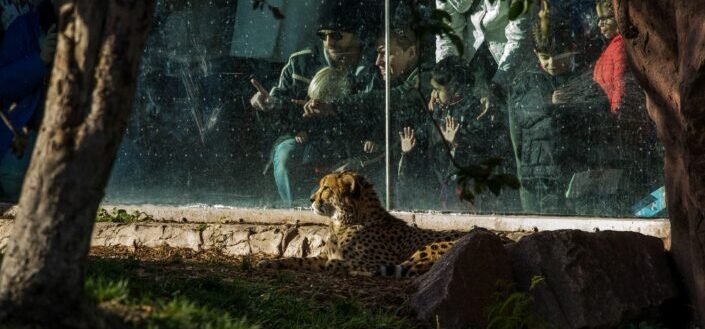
310, 171, 381, 224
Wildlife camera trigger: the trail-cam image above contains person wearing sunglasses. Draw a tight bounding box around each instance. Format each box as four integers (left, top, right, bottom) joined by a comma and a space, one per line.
251, 0, 378, 207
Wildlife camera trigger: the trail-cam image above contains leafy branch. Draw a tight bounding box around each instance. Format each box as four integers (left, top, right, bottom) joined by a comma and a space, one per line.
414, 87, 520, 205
485, 276, 549, 329
252, 0, 285, 20
410, 1, 527, 204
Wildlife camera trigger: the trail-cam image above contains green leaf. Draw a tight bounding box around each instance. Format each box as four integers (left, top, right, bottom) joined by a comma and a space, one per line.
482, 156, 504, 168
530, 275, 545, 290
508, 0, 534, 20
497, 173, 521, 189
460, 187, 475, 203
488, 177, 502, 195
268, 5, 285, 19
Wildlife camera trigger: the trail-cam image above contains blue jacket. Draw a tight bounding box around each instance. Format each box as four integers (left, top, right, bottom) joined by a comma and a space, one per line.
0, 10, 48, 158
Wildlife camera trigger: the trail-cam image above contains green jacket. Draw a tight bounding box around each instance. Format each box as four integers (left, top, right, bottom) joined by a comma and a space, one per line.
268, 45, 375, 136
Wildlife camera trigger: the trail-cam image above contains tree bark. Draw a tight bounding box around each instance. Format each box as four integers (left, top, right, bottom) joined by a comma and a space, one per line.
0, 0, 154, 326
614, 0, 705, 325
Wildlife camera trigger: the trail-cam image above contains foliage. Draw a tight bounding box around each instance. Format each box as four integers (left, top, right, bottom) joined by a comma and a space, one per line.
96, 207, 153, 224
507, 0, 535, 20
485, 276, 549, 329
148, 297, 258, 329
86, 258, 417, 329
455, 157, 521, 204
85, 276, 130, 304
197, 223, 209, 232
410, 2, 465, 58
252, 0, 284, 20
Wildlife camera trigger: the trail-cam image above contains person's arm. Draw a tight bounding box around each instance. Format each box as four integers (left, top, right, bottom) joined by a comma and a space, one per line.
435, 0, 473, 62
0, 53, 48, 100
269, 57, 297, 112
492, 4, 535, 88
268, 56, 311, 135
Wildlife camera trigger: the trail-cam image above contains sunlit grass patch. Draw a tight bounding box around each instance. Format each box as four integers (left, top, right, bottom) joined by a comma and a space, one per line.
96, 207, 152, 224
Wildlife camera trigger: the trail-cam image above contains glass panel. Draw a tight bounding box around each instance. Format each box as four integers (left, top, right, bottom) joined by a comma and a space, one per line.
103, 0, 666, 218
105, 0, 385, 208
390, 0, 665, 218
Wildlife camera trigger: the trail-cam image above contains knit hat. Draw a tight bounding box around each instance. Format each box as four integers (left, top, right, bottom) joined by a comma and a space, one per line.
317, 0, 369, 33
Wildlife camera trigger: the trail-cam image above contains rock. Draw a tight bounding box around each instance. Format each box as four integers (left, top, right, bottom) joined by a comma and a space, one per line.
159, 225, 202, 250
410, 228, 512, 329
250, 227, 284, 256
283, 226, 330, 258
506, 230, 678, 328
202, 225, 252, 256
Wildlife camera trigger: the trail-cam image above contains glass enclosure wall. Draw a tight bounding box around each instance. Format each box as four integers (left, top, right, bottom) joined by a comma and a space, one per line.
106, 0, 665, 218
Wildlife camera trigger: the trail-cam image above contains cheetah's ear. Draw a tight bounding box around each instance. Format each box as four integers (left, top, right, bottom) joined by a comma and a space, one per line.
338, 172, 360, 198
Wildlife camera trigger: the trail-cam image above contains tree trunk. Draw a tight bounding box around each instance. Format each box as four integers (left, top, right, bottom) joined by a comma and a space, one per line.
614, 0, 705, 324
0, 0, 154, 326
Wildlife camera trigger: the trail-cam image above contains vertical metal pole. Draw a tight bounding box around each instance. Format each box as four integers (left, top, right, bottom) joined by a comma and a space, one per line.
384, 0, 391, 210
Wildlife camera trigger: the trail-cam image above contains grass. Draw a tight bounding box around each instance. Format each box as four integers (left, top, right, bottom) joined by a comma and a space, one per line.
96, 208, 153, 224
85, 256, 417, 329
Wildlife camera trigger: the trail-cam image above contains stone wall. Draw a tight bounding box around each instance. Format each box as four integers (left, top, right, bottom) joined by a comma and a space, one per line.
0, 205, 671, 257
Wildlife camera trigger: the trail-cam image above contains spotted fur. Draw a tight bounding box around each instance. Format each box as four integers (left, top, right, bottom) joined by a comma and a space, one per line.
257, 171, 467, 277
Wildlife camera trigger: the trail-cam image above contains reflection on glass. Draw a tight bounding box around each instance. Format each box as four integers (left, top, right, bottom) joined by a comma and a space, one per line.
395, 0, 663, 217
106, 0, 665, 218
106, 0, 383, 208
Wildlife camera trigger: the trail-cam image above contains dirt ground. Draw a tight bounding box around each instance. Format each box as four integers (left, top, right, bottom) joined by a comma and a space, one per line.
89, 246, 417, 317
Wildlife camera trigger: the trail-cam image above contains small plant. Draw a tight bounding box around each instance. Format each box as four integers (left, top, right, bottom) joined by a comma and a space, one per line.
485, 276, 549, 329
196, 223, 208, 232
96, 207, 152, 224
85, 276, 129, 304
240, 256, 252, 272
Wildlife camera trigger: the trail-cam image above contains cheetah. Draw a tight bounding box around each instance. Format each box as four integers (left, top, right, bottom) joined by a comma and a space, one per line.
257, 171, 467, 277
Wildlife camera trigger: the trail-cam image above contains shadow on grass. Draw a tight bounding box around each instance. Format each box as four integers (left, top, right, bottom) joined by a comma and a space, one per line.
85, 257, 418, 329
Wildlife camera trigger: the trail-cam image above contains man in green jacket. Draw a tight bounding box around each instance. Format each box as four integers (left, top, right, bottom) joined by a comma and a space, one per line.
301, 18, 433, 208
249, 0, 378, 207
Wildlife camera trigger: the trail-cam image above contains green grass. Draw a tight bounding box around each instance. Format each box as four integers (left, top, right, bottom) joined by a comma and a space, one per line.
85, 258, 416, 329
96, 208, 153, 224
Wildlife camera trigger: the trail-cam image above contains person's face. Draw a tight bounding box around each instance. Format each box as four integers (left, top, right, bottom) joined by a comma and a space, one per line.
535, 50, 575, 76
596, 4, 618, 40
375, 39, 417, 82
318, 29, 360, 66
430, 78, 451, 104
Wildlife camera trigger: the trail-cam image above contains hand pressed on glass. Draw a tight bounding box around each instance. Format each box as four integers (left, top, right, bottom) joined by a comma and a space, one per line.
399, 127, 416, 153
442, 116, 460, 145
363, 140, 377, 153
295, 131, 309, 144
428, 90, 440, 112
552, 89, 569, 105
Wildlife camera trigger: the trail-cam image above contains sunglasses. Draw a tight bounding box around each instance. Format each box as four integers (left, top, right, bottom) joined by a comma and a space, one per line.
317, 31, 344, 41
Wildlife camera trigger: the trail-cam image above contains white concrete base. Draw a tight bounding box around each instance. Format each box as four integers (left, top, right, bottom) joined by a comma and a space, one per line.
0, 204, 671, 253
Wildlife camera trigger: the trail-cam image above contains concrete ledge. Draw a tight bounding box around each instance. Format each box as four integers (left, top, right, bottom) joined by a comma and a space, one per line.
97, 205, 669, 239
0, 205, 671, 255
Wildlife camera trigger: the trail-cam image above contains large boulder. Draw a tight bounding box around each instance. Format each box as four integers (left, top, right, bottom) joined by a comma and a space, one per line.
506, 230, 678, 328
410, 228, 512, 329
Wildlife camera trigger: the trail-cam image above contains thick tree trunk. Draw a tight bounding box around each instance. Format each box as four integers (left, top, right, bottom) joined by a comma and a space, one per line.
614, 0, 705, 324
0, 0, 154, 326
